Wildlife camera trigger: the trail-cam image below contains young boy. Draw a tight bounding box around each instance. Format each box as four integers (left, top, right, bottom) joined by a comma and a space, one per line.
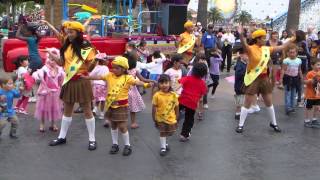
0, 72, 22, 138
304, 58, 320, 128
234, 48, 247, 120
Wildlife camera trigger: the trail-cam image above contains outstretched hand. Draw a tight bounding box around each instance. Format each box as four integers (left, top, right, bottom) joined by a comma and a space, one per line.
237, 25, 244, 34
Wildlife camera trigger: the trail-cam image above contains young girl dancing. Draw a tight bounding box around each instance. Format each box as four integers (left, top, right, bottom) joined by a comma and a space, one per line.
90, 53, 109, 122
14, 56, 32, 114
85, 56, 153, 156
125, 52, 154, 129
164, 54, 183, 95
179, 62, 208, 141
152, 74, 179, 156
32, 48, 64, 132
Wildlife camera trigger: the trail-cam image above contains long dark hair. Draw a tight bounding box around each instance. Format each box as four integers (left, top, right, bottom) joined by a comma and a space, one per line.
26, 25, 41, 43
60, 31, 91, 63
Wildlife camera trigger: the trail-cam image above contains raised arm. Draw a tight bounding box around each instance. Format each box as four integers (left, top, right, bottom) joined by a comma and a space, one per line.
16, 25, 29, 41
237, 26, 249, 52
273, 37, 296, 53
40, 20, 61, 39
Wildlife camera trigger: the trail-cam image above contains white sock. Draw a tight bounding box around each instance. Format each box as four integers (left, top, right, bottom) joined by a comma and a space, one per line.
160, 137, 166, 149
266, 105, 277, 125
85, 117, 96, 142
239, 107, 249, 127
111, 129, 119, 145
122, 131, 130, 146
58, 116, 72, 139
235, 112, 241, 115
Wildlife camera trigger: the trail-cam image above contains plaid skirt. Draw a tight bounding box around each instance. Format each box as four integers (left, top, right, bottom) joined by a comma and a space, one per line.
60, 79, 93, 104
107, 107, 128, 122
156, 122, 177, 136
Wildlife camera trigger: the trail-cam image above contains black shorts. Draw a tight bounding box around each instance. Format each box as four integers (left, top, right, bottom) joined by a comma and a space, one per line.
306, 99, 320, 109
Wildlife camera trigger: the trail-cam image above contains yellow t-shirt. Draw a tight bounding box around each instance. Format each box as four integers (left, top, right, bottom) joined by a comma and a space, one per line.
103, 73, 137, 108
179, 32, 195, 53
63, 45, 96, 75
246, 45, 274, 74
152, 91, 179, 125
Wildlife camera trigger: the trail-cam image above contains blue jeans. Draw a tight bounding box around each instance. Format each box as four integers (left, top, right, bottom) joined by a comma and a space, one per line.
284, 86, 296, 111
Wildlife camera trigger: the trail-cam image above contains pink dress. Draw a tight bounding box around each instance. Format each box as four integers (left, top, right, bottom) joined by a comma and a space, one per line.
128, 69, 145, 112
89, 65, 109, 102
33, 66, 64, 122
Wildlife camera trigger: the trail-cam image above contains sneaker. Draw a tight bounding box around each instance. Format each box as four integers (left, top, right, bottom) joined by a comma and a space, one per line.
235, 114, 240, 120
166, 144, 170, 151
29, 97, 37, 103
160, 148, 167, 156
122, 145, 132, 156
235, 126, 244, 133
304, 121, 313, 128
203, 104, 209, 109
248, 108, 255, 114
19, 110, 28, 115
297, 102, 304, 108
179, 135, 189, 142
311, 120, 320, 128
269, 123, 281, 132
88, 141, 97, 151
49, 138, 66, 146
109, 144, 119, 154
251, 105, 261, 113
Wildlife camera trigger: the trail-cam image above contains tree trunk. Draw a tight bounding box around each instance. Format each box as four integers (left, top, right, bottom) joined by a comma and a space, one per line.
196, 0, 207, 28
286, 0, 301, 31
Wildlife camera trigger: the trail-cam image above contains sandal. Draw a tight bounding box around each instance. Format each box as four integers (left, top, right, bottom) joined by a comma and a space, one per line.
49, 126, 59, 132
131, 123, 139, 129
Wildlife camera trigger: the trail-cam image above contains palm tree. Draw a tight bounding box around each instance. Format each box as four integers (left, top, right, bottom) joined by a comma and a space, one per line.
286, 0, 301, 31
234, 10, 252, 26
197, 0, 208, 28
208, 7, 223, 25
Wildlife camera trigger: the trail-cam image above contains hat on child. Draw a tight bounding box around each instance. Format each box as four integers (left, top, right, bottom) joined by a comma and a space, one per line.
112, 56, 129, 70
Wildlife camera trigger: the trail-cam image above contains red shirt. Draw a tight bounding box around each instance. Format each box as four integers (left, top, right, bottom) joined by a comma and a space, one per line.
179, 76, 207, 110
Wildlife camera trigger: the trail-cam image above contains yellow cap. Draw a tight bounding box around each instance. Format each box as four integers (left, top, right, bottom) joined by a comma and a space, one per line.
252, 29, 267, 39
184, 21, 194, 28
62, 21, 71, 28
67, 21, 85, 32
112, 56, 129, 70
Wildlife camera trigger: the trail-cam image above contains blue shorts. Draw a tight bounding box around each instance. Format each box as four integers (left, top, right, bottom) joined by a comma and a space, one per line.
149, 74, 160, 81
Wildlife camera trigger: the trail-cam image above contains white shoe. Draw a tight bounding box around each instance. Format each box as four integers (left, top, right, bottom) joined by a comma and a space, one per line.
248, 108, 255, 114
210, 95, 215, 99
252, 105, 261, 112
204, 104, 209, 109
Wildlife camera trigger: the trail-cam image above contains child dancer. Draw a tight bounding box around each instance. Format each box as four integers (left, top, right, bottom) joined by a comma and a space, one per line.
0, 72, 23, 139
148, 51, 166, 81
280, 44, 303, 115
125, 52, 154, 129
90, 53, 109, 123
152, 74, 179, 156
207, 48, 223, 99
85, 56, 153, 156
164, 54, 183, 95
14, 56, 32, 114
179, 63, 207, 141
32, 48, 64, 132
304, 59, 320, 128
234, 48, 247, 120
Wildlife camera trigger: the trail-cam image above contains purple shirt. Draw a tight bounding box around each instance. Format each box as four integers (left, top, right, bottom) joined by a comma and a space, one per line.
209, 56, 223, 75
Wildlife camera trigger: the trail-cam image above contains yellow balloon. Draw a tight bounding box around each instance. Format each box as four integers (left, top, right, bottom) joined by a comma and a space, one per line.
214, 0, 236, 13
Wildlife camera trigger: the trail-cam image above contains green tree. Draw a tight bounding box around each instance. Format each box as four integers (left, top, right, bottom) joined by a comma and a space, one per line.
208, 7, 223, 25
286, 0, 301, 31
234, 10, 252, 26
197, 0, 208, 27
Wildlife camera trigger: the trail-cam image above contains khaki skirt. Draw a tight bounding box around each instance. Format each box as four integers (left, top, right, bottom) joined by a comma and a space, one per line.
245, 75, 273, 95
156, 122, 177, 136
107, 107, 129, 122
60, 79, 93, 104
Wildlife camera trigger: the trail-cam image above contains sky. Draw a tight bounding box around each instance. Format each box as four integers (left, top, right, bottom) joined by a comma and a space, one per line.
188, 0, 290, 20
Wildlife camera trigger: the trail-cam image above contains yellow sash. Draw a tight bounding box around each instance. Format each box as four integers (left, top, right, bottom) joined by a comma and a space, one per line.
158, 92, 178, 122
244, 46, 270, 86
62, 48, 93, 86
105, 75, 128, 111
177, 34, 196, 54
